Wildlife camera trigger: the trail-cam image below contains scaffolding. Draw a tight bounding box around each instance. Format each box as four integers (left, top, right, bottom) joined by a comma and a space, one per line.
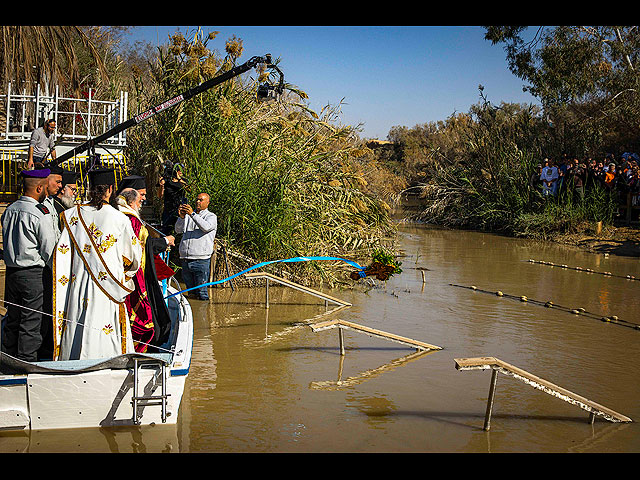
0, 83, 128, 199
1, 82, 128, 146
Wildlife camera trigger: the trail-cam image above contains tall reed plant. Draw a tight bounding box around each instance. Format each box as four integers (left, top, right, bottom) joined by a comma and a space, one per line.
126, 29, 396, 285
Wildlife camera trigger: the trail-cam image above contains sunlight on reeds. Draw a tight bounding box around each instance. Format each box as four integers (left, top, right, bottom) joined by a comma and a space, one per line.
126, 29, 397, 286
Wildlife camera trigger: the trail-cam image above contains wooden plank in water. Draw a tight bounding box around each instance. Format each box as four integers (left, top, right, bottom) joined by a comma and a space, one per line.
311, 319, 442, 352
454, 356, 632, 424
245, 272, 352, 306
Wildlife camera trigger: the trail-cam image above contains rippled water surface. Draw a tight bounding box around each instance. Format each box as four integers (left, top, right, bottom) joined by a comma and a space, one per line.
2, 224, 639, 452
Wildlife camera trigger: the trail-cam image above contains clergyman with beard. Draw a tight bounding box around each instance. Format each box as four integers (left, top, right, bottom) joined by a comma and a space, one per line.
117, 185, 175, 352
1, 168, 58, 362
53, 169, 79, 212
39, 168, 79, 360
52, 168, 143, 360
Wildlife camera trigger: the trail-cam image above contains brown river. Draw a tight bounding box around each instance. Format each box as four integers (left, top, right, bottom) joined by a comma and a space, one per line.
1, 223, 639, 452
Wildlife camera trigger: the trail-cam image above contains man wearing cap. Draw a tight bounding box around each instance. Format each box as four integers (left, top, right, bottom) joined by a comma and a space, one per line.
1, 168, 58, 362
52, 168, 143, 360
116, 175, 176, 351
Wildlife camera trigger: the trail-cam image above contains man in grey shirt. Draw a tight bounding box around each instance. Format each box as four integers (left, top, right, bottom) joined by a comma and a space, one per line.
175, 193, 217, 300
28, 119, 57, 169
1, 168, 58, 362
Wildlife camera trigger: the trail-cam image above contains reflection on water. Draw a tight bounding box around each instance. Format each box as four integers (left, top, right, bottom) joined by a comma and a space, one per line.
2, 224, 639, 452
0, 425, 179, 453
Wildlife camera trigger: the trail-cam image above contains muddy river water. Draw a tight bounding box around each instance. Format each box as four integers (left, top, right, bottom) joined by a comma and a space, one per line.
2, 223, 639, 452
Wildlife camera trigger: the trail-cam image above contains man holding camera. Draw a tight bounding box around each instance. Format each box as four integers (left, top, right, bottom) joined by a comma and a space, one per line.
175, 193, 217, 301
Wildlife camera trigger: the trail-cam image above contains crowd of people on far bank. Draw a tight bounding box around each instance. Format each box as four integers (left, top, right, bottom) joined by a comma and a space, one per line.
532, 152, 640, 205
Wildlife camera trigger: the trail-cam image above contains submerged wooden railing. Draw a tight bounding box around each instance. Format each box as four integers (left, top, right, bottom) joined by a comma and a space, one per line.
311, 319, 442, 355
454, 356, 633, 430
244, 272, 352, 308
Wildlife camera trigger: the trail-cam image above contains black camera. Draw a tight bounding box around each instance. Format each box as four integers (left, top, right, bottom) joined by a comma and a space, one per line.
162, 161, 183, 182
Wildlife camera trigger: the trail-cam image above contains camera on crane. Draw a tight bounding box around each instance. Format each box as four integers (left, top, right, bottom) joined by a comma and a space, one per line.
257, 83, 279, 102
256, 58, 285, 103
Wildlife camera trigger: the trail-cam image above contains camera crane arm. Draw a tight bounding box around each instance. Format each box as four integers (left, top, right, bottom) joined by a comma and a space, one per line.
46, 54, 282, 169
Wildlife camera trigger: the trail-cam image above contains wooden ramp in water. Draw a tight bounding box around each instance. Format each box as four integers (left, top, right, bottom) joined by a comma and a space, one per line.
311, 319, 442, 355
245, 271, 352, 308
454, 356, 632, 430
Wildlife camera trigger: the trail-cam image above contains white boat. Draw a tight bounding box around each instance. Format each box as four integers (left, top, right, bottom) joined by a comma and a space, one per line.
0, 282, 193, 431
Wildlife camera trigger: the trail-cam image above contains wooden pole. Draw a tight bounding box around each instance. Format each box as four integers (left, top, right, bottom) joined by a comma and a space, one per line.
455, 357, 633, 425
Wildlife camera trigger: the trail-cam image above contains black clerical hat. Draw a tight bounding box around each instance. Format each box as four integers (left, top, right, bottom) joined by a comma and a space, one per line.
118, 175, 146, 191
88, 168, 116, 187
62, 169, 80, 187
48, 165, 64, 175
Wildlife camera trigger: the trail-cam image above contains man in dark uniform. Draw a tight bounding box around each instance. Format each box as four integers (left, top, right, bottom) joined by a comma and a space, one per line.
1, 168, 58, 362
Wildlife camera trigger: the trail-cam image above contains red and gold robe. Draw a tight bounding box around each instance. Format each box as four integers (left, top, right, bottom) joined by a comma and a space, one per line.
118, 201, 155, 353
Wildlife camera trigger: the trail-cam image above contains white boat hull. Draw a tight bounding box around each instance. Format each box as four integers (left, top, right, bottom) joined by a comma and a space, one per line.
0, 286, 193, 431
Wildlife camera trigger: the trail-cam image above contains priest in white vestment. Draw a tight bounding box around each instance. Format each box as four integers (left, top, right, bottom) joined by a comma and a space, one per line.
52, 168, 143, 360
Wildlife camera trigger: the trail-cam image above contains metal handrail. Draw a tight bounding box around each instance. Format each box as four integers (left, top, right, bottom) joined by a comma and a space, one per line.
0, 150, 128, 197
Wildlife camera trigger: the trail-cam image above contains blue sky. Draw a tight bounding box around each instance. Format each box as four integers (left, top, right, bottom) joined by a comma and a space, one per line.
124, 26, 539, 140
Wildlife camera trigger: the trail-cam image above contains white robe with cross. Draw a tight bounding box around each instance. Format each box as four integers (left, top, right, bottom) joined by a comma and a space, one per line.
53, 203, 143, 360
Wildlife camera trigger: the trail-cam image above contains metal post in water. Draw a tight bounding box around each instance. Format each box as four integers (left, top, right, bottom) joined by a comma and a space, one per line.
338, 327, 345, 356
484, 368, 498, 431
161, 362, 167, 423
133, 358, 139, 424
265, 278, 269, 309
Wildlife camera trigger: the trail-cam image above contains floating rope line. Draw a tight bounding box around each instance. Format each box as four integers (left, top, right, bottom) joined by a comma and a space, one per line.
450, 283, 640, 331
164, 256, 366, 299
525, 259, 639, 282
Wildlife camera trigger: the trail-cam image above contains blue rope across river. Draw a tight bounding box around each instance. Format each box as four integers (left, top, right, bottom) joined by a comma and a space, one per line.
164, 256, 366, 299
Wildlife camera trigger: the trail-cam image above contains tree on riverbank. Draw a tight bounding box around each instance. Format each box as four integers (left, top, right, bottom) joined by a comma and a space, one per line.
371, 26, 638, 240
484, 26, 639, 154
0, 26, 112, 95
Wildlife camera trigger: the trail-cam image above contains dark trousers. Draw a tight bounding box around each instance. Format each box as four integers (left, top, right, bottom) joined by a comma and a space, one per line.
161, 212, 178, 235
181, 258, 211, 300
1, 266, 45, 362
39, 265, 54, 360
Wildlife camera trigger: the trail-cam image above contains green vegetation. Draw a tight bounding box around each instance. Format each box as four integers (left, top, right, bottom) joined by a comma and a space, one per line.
370, 248, 403, 275
124, 29, 397, 285
3, 26, 636, 278
376, 26, 639, 241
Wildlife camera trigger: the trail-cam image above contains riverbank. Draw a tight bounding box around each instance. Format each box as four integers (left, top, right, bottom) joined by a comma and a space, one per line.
396, 194, 640, 259
550, 223, 640, 258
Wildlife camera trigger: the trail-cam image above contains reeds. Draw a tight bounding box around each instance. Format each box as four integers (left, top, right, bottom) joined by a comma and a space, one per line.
406, 97, 615, 237
126, 29, 396, 286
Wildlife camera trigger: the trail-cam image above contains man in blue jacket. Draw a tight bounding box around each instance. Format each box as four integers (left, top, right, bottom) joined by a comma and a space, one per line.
175, 193, 217, 300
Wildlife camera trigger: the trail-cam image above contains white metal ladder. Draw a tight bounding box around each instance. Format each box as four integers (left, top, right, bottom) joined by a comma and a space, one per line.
131, 357, 170, 424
